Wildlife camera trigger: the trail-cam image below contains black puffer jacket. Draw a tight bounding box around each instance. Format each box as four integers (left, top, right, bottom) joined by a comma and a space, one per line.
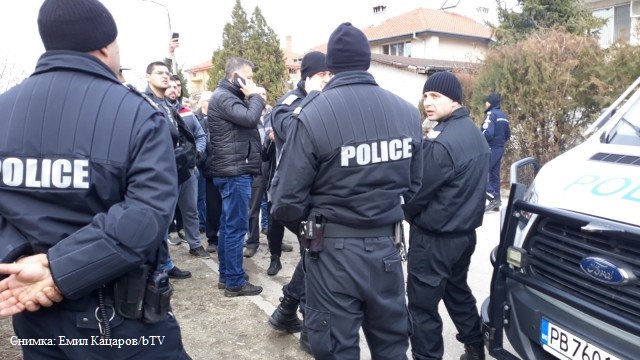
205, 79, 264, 178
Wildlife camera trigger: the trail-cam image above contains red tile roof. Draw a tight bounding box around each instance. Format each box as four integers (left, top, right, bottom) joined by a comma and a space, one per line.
187, 60, 213, 73
363, 8, 493, 41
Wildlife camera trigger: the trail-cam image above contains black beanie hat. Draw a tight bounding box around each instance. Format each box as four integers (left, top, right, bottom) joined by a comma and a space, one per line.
422, 72, 463, 104
38, 0, 118, 52
484, 93, 501, 107
301, 51, 328, 80
326, 22, 371, 74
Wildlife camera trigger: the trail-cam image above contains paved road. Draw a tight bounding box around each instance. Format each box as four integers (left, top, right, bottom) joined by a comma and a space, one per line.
197, 207, 505, 360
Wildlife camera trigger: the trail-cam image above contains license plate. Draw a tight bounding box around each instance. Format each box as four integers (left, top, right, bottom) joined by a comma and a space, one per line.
540, 319, 620, 360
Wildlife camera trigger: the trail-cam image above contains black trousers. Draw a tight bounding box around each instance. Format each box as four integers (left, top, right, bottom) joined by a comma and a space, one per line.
246, 173, 267, 249
13, 299, 190, 360
305, 237, 410, 360
268, 207, 305, 307
205, 176, 222, 245
407, 227, 483, 360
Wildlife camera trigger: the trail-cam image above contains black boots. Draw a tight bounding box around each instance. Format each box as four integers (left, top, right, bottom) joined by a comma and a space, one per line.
460, 344, 485, 360
267, 255, 282, 276
268, 296, 302, 333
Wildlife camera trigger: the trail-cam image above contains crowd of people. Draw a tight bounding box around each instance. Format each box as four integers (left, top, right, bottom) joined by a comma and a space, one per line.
0, 1, 511, 359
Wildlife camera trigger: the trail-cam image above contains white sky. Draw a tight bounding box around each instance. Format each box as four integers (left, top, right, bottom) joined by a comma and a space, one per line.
1, 0, 510, 87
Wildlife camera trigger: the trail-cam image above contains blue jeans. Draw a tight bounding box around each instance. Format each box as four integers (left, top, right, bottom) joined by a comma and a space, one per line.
159, 237, 174, 272
213, 175, 252, 289
260, 193, 269, 230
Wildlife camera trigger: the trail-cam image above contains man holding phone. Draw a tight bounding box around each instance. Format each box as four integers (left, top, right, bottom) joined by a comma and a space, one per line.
206, 57, 265, 297
165, 33, 179, 75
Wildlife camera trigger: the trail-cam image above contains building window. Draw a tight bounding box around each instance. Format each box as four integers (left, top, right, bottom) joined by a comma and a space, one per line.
593, 4, 631, 47
382, 41, 411, 57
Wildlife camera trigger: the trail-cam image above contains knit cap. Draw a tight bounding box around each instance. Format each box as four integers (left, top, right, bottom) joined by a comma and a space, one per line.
38, 0, 118, 52
484, 93, 501, 107
422, 72, 463, 104
326, 22, 371, 74
301, 51, 328, 79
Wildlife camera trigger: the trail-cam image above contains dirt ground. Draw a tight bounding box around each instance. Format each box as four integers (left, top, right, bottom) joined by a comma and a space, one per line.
0, 210, 505, 360
0, 232, 312, 360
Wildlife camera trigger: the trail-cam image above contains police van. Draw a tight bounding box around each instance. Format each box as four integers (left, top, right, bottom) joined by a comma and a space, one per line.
481, 77, 640, 360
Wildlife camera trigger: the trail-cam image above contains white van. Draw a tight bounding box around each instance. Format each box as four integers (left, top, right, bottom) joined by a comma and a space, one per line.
481, 77, 640, 360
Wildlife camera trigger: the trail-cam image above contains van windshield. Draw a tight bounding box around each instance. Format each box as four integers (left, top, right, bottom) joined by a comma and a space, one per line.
607, 99, 640, 145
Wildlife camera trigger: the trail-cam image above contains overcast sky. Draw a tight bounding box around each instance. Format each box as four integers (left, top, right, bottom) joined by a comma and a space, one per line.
2, 0, 513, 87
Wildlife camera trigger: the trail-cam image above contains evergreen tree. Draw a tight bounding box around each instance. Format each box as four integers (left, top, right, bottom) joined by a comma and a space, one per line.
494, 0, 604, 44
245, 6, 287, 99
207, 0, 251, 89
206, 0, 288, 99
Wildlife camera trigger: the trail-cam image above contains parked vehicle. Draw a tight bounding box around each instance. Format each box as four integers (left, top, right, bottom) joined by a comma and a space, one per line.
482, 77, 640, 360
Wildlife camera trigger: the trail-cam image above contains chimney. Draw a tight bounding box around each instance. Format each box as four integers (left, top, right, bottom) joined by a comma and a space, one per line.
286, 35, 293, 52
372, 4, 387, 14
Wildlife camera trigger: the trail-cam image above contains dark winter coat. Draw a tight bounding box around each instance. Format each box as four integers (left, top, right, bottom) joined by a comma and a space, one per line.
0, 51, 177, 299
205, 79, 264, 178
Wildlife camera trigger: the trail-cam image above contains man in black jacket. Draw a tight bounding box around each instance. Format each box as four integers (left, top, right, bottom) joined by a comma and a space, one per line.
143, 61, 195, 279
207, 57, 265, 297
271, 23, 423, 359
403, 72, 490, 360
0, 0, 189, 358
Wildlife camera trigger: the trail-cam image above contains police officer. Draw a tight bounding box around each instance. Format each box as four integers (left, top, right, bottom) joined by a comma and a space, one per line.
481, 92, 511, 211
0, 0, 189, 358
403, 72, 490, 360
271, 23, 423, 359
266, 51, 331, 352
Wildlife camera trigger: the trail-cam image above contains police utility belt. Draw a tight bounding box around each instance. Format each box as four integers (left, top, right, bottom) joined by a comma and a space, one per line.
56, 265, 172, 325
300, 215, 396, 260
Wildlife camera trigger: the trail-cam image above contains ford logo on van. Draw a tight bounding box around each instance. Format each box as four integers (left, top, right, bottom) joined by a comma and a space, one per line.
579, 257, 633, 285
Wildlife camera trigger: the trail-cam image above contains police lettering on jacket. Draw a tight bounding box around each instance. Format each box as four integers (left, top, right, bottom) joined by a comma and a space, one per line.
341, 138, 412, 166
0, 157, 90, 189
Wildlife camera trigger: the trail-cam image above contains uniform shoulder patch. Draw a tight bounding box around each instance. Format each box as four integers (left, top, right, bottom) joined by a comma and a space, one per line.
282, 94, 299, 106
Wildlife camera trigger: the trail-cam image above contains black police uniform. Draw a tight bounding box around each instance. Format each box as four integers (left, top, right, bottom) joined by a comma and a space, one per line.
0, 51, 189, 359
481, 97, 511, 201
264, 82, 307, 303
403, 107, 490, 360
271, 70, 423, 359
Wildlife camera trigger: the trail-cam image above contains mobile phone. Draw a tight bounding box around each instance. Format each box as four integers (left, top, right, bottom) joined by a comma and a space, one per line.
233, 73, 245, 87
172, 32, 180, 39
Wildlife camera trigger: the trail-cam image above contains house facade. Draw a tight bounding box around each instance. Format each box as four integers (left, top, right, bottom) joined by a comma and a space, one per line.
356, 7, 491, 105
583, 0, 640, 46
363, 8, 493, 63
